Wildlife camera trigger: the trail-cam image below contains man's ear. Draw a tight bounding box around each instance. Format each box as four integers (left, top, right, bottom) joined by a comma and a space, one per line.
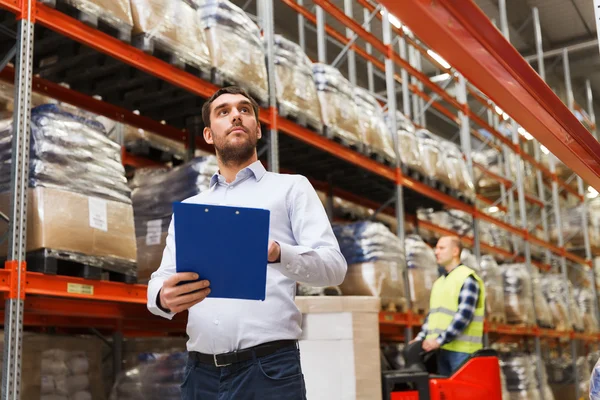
257, 123, 262, 140
203, 126, 213, 144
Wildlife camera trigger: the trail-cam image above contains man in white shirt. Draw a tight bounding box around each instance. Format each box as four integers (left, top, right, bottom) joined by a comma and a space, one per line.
147, 86, 348, 399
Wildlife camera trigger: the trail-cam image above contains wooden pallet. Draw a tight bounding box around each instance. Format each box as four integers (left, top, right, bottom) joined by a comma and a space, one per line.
23, 248, 137, 284
132, 34, 212, 81
488, 313, 507, 325
323, 126, 364, 153
41, 0, 132, 43
277, 103, 323, 134
363, 146, 395, 167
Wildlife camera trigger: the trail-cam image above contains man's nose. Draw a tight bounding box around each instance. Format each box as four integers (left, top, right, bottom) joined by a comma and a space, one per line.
230, 107, 242, 119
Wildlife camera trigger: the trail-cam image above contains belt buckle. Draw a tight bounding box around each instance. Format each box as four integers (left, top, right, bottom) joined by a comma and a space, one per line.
214, 354, 231, 367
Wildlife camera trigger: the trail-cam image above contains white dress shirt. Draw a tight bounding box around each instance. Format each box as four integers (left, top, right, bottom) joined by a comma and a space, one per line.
147, 160, 347, 354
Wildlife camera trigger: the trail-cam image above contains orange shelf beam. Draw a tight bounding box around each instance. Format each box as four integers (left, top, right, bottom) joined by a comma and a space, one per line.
382, 0, 600, 190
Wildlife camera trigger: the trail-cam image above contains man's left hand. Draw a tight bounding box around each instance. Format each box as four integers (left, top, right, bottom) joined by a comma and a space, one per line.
268, 240, 281, 263
422, 338, 441, 352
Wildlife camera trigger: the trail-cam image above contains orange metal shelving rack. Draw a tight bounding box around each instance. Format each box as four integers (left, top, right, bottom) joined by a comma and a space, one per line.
1, 0, 600, 397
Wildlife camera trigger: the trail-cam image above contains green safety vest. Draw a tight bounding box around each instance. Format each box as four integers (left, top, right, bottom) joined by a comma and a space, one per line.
425, 265, 485, 354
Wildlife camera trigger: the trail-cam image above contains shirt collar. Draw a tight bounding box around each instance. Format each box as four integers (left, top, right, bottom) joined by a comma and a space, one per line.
209, 160, 267, 188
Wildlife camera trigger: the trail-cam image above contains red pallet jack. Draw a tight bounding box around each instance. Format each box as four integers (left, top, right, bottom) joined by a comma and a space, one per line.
382, 340, 502, 400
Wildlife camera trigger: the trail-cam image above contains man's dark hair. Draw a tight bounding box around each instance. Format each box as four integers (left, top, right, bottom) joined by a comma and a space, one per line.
201, 86, 260, 127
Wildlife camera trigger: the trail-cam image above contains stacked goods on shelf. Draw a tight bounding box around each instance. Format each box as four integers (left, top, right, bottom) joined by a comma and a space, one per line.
460, 248, 481, 273
441, 141, 476, 200
0, 104, 136, 277
111, 351, 187, 400
405, 234, 439, 315
479, 255, 507, 323
540, 274, 572, 332
472, 148, 502, 194
44, 0, 133, 37
129, 0, 211, 72
501, 264, 536, 326
534, 355, 556, 400
355, 86, 395, 164
479, 217, 513, 254
414, 129, 445, 182
312, 64, 362, 149
111, 123, 188, 161
547, 354, 589, 400
0, 332, 104, 400
531, 268, 554, 328
334, 221, 407, 311
498, 352, 542, 400
416, 208, 472, 243
384, 111, 420, 172
549, 205, 598, 249
131, 156, 218, 283
588, 197, 600, 248
199, 0, 268, 103
574, 286, 599, 333
273, 34, 322, 131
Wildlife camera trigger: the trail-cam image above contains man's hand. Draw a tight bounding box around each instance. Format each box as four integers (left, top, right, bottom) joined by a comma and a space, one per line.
422, 338, 441, 352
268, 240, 281, 263
159, 272, 211, 313
409, 338, 420, 345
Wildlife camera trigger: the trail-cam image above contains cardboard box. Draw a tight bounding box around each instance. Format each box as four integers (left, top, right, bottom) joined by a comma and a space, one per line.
297, 296, 382, 400
69, 0, 133, 27
0, 187, 136, 262
136, 232, 167, 283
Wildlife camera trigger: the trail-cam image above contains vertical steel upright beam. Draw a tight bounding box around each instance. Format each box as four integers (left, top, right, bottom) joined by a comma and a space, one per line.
316, 6, 326, 63
398, 37, 411, 119
364, 8, 375, 93
408, 45, 420, 123
499, 0, 510, 40
586, 79, 597, 140
383, 8, 411, 342
3, 3, 35, 398
416, 54, 425, 127
563, 49, 574, 111
260, 0, 279, 173
343, 0, 356, 85
457, 75, 481, 263
532, 7, 551, 265
297, 0, 306, 51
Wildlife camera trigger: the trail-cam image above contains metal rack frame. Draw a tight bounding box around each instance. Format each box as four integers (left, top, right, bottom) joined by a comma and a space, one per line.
2, 0, 600, 397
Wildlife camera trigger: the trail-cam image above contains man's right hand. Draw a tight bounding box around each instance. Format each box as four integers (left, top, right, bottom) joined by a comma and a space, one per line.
159, 273, 211, 313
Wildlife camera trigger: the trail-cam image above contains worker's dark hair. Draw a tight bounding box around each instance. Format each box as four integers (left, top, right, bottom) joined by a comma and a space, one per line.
201, 86, 260, 128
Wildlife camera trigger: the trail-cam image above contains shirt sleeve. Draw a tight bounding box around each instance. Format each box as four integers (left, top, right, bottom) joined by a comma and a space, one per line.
415, 313, 429, 341
147, 217, 177, 320
436, 276, 480, 345
273, 176, 348, 287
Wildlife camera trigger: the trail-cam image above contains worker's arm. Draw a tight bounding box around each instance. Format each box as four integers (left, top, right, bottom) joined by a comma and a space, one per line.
436, 276, 480, 345
414, 314, 429, 342
272, 176, 348, 286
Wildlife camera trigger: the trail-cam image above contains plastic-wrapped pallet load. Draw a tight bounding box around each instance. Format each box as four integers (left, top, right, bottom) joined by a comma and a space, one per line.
499, 352, 541, 400
0, 332, 104, 400
549, 206, 590, 249
479, 255, 507, 323
440, 141, 475, 200
540, 274, 571, 331
199, 0, 268, 104
472, 148, 502, 192
501, 264, 536, 326
384, 111, 420, 172
110, 352, 187, 400
272, 34, 322, 131
334, 221, 407, 311
575, 286, 599, 333
129, 0, 211, 72
531, 268, 554, 328
131, 156, 218, 283
533, 354, 556, 400
312, 63, 362, 149
405, 234, 439, 315
0, 104, 136, 276
415, 129, 448, 183
47, 0, 133, 34
355, 86, 394, 163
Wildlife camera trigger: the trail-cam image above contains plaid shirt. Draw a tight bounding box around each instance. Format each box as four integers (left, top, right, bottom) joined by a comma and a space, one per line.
416, 274, 480, 345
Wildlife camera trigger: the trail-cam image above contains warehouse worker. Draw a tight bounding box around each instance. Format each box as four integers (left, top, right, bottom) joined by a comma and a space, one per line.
147, 86, 347, 400
410, 236, 485, 376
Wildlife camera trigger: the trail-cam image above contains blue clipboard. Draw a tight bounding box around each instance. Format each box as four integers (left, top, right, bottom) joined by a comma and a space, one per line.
173, 202, 270, 301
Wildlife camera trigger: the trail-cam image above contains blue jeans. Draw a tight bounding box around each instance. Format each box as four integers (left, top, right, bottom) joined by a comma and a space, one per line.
437, 349, 471, 376
181, 345, 307, 400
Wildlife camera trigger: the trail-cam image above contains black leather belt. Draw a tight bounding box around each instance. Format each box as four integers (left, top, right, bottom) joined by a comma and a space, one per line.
189, 340, 297, 367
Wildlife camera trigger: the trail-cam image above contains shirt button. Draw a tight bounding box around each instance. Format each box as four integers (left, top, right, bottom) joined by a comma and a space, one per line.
286, 264, 291, 270
214, 319, 219, 325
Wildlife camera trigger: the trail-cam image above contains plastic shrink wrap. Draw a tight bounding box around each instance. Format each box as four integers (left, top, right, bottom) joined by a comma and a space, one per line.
313, 63, 362, 148
405, 235, 439, 314
130, 0, 210, 71
549, 205, 594, 249
52, 0, 133, 32
415, 129, 448, 182
273, 35, 322, 131
110, 352, 187, 400
132, 156, 218, 282
384, 111, 420, 171
199, 0, 268, 103
479, 256, 507, 322
499, 353, 541, 400
334, 221, 407, 311
540, 274, 571, 331
531, 268, 554, 328
575, 286, 599, 333
355, 86, 394, 164
501, 264, 536, 326
440, 142, 475, 200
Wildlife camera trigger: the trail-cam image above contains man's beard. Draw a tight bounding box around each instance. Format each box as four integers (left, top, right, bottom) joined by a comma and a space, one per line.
215, 130, 258, 166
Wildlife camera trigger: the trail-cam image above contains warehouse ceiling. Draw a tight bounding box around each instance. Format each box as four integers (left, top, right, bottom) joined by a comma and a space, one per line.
231, 0, 600, 146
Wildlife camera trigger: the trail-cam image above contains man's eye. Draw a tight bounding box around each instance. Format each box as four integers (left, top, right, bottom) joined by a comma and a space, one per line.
219, 110, 228, 116
241, 108, 249, 113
